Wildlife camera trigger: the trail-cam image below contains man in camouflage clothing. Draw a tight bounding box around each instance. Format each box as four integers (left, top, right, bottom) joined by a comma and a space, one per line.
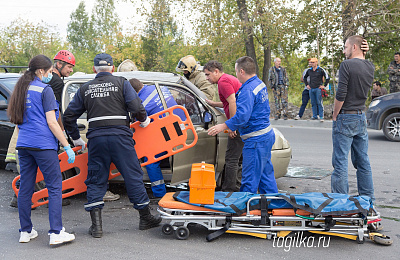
388, 52, 400, 93
268, 58, 289, 120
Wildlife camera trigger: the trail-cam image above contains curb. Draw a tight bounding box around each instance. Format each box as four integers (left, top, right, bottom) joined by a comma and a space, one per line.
270, 118, 333, 129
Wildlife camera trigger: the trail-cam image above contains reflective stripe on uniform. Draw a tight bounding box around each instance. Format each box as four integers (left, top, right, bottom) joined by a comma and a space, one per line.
253, 82, 266, 95
136, 201, 150, 207
84, 201, 104, 208
241, 125, 272, 140
88, 115, 127, 123
142, 89, 158, 108
28, 85, 44, 93
6, 153, 16, 160
151, 179, 165, 187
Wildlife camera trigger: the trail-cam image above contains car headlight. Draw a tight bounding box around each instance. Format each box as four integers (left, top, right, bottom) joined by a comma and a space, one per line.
369, 99, 380, 108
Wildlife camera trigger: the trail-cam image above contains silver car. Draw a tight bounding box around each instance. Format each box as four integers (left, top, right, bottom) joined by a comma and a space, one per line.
61, 71, 292, 185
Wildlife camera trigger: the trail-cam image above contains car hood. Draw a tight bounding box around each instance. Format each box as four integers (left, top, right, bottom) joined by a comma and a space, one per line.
272, 128, 290, 150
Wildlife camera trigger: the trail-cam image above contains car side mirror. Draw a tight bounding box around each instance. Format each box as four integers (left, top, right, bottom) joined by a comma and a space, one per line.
203, 111, 212, 129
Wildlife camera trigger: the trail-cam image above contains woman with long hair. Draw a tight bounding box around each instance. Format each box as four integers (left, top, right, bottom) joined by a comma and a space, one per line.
8, 54, 76, 245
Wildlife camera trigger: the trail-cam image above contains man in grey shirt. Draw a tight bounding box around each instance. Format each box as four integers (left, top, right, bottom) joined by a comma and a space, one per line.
331, 35, 375, 202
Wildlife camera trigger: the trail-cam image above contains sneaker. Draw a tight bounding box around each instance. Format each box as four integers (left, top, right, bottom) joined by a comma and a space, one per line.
49, 227, 75, 245
294, 115, 300, 120
283, 116, 288, 120
320, 118, 324, 122
19, 228, 38, 243
310, 117, 317, 120
103, 190, 120, 202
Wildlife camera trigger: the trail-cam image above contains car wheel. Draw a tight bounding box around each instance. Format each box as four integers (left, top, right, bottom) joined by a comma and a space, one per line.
382, 112, 400, 142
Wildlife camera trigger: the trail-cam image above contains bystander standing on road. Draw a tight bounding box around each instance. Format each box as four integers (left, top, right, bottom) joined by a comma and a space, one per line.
203, 60, 244, 192
331, 35, 375, 202
7, 55, 76, 245
208, 56, 277, 194
371, 81, 388, 100
387, 52, 400, 93
268, 58, 289, 120
295, 59, 313, 120
303, 58, 330, 122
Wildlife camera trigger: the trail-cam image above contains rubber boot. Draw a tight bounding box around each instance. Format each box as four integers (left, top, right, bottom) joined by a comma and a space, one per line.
138, 206, 162, 230
89, 208, 103, 238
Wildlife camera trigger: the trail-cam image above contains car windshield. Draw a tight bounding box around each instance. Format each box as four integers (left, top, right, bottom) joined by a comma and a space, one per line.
0, 78, 19, 91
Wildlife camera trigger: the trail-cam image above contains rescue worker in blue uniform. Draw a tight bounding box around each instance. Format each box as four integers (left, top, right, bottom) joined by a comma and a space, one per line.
63, 53, 161, 238
7, 55, 76, 245
129, 78, 186, 198
208, 56, 278, 194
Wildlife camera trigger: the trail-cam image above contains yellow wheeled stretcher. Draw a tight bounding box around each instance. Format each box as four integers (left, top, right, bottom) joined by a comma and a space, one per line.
157, 192, 392, 245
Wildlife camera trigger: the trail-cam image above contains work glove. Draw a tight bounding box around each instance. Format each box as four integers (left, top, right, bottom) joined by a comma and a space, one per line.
73, 137, 86, 153
64, 145, 75, 164
140, 117, 151, 128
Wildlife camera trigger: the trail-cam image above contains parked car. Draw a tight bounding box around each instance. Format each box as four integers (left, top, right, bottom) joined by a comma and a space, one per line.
366, 92, 400, 142
61, 71, 292, 184
1, 71, 292, 185
0, 73, 20, 166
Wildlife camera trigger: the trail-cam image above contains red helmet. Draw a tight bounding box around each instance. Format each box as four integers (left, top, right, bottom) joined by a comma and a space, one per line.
54, 50, 75, 66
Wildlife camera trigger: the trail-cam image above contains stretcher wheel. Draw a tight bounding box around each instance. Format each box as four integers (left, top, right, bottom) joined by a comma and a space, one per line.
371, 235, 393, 246
356, 236, 364, 244
368, 221, 383, 231
162, 224, 174, 235
175, 226, 190, 240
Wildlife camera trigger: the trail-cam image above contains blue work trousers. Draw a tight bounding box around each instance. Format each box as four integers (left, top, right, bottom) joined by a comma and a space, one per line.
240, 131, 278, 194
309, 88, 324, 119
18, 149, 62, 234
84, 135, 149, 211
146, 161, 166, 198
331, 113, 375, 201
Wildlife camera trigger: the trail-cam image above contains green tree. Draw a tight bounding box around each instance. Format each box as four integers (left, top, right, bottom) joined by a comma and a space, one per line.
67, 1, 97, 53
91, 0, 121, 51
0, 18, 63, 69
140, 0, 185, 72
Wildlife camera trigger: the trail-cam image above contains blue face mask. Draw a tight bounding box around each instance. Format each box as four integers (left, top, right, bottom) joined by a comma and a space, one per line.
41, 72, 53, 83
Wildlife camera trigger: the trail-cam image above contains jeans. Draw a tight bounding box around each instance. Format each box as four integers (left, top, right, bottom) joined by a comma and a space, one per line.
331, 113, 375, 201
298, 89, 311, 118
221, 133, 244, 192
309, 88, 323, 119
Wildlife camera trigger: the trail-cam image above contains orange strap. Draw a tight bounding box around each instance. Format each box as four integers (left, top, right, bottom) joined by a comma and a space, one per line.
12, 105, 198, 208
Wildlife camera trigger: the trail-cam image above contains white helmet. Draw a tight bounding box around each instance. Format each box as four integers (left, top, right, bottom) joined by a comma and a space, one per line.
176, 55, 198, 73
117, 59, 138, 72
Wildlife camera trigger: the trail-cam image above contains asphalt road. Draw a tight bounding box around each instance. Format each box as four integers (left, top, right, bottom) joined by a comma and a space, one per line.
0, 119, 399, 259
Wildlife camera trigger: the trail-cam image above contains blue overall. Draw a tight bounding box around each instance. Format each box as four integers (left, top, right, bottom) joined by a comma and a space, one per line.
225, 76, 278, 194
138, 85, 174, 197
17, 77, 63, 234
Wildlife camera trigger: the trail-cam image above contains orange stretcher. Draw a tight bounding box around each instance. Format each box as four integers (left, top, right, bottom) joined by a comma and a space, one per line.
12, 105, 197, 208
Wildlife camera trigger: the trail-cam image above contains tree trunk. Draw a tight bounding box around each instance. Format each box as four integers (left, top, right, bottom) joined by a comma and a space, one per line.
342, 0, 356, 43
262, 44, 271, 85
236, 0, 259, 75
